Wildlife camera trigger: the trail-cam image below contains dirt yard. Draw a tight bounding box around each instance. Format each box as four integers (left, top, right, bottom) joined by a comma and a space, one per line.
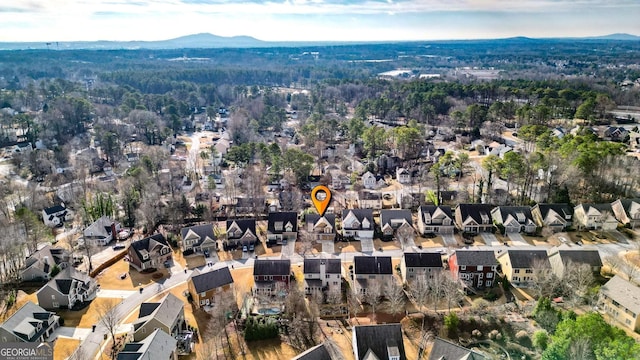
95, 257, 170, 290
58, 298, 120, 328
53, 337, 81, 360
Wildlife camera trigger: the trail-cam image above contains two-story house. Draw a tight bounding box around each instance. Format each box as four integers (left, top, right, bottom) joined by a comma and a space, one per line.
428, 337, 487, 360
36, 267, 98, 310
303, 257, 343, 296
342, 209, 374, 241
396, 168, 411, 184
417, 205, 455, 235
379, 210, 413, 240
0, 301, 59, 343
547, 248, 603, 279
599, 275, 640, 332
352, 256, 394, 295
42, 204, 73, 228
352, 324, 406, 360
400, 252, 443, 284
117, 329, 178, 360
84, 216, 121, 246
180, 224, 217, 256
253, 259, 291, 297
357, 191, 382, 210
491, 206, 537, 234
127, 234, 173, 272
187, 266, 234, 308
226, 219, 258, 247
448, 250, 497, 290
305, 214, 336, 242
234, 197, 266, 216
531, 203, 574, 232
573, 203, 619, 231
611, 198, 640, 229
454, 204, 494, 234
362, 171, 377, 190
267, 212, 298, 246
20, 245, 70, 281
496, 250, 549, 287
132, 293, 186, 342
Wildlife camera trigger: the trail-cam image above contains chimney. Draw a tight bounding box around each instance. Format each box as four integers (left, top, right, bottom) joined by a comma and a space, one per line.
111, 222, 117, 239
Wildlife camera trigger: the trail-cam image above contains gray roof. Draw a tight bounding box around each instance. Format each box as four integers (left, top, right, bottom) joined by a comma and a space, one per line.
130, 234, 170, 262
552, 249, 603, 268
303, 258, 342, 274
380, 210, 412, 228
267, 212, 298, 233
117, 329, 177, 360
453, 250, 496, 267
135, 293, 183, 330
492, 206, 534, 224
403, 252, 443, 268
455, 204, 493, 226
305, 214, 336, 227
428, 337, 487, 360
600, 275, 640, 315
190, 266, 233, 293
84, 216, 117, 238
535, 203, 573, 219
43, 204, 66, 215
23, 245, 70, 274
353, 324, 406, 360
253, 259, 291, 276
341, 209, 374, 230
180, 224, 216, 246
354, 256, 393, 275
0, 301, 55, 342
292, 343, 333, 360
501, 250, 549, 268
419, 205, 453, 221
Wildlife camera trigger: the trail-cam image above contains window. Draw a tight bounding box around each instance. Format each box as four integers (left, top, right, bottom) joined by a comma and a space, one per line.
478, 273, 483, 279
141, 328, 146, 334
200, 292, 206, 297
460, 265, 466, 270
486, 281, 492, 287
325, 275, 331, 279
514, 269, 520, 273
409, 268, 414, 272
333, 281, 338, 286
525, 269, 533, 274
486, 272, 493, 279
625, 319, 631, 325
51, 295, 56, 300
477, 265, 483, 271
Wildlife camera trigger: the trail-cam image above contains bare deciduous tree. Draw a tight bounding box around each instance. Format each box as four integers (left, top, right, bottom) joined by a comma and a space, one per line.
562, 261, 595, 304
531, 258, 558, 299
95, 299, 120, 360
360, 280, 383, 324
441, 272, 464, 313
383, 279, 406, 316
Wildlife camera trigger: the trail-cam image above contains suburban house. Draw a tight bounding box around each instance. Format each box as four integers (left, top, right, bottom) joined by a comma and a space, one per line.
132, 293, 186, 342
448, 250, 497, 290
187, 266, 234, 309
331, 171, 351, 190
305, 214, 336, 242
303, 257, 343, 296
292, 343, 334, 360
611, 198, 640, 229
496, 250, 549, 288
396, 167, 411, 184
0, 301, 59, 343
352, 324, 406, 360
266, 212, 298, 245
20, 245, 70, 281
417, 205, 455, 235
253, 259, 291, 297
379, 210, 413, 239
127, 234, 173, 272
491, 206, 537, 234
342, 209, 375, 241
84, 216, 121, 246
362, 171, 377, 189
454, 204, 494, 234
573, 203, 619, 231
117, 329, 178, 360
547, 248, 603, 279
599, 275, 640, 332
400, 252, 443, 284
226, 219, 258, 247
428, 337, 487, 360
352, 256, 394, 295
42, 204, 73, 227
180, 224, 217, 256
36, 267, 98, 310
531, 203, 574, 232
234, 197, 266, 216
357, 191, 382, 210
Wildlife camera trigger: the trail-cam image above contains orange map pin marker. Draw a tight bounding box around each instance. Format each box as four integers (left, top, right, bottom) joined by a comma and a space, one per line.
311, 185, 332, 216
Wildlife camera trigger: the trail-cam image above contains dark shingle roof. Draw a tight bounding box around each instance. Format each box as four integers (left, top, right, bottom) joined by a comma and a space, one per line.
354, 256, 392, 275
493, 206, 534, 224
380, 210, 412, 228
303, 258, 342, 274
130, 234, 169, 259
253, 259, 291, 276
403, 252, 443, 268
190, 266, 234, 293
138, 303, 161, 318
341, 209, 374, 230
305, 214, 336, 228
536, 203, 573, 219
353, 324, 406, 360
226, 219, 256, 239
43, 204, 66, 215
502, 250, 549, 268
456, 204, 492, 224
419, 205, 453, 221
267, 212, 298, 233
293, 343, 333, 360
180, 224, 216, 245
428, 337, 487, 360
555, 250, 603, 267
453, 250, 496, 267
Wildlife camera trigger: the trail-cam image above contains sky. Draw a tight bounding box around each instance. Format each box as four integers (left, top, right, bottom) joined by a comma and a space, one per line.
1, 0, 639, 42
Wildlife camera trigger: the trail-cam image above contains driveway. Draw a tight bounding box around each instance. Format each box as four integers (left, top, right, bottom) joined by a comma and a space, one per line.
281, 239, 296, 257
507, 232, 530, 246
321, 240, 335, 254
48, 326, 93, 341
606, 230, 629, 243
480, 233, 500, 246
360, 238, 374, 252
441, 234, 458, 247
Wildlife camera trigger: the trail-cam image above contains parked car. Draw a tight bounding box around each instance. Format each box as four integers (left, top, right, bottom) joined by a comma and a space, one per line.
242, 245, 248, 252
249, 244, 255, 252
112, 244, 126, 251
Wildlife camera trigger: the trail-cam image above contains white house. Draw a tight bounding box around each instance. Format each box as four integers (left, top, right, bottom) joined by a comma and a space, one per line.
362, 171, 376, 189
342, 209, 374, 241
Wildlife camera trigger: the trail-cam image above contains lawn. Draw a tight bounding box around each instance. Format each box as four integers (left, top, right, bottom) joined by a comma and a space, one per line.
59, 298, 120, 328
95, 257, 170, 290
53, 337, 81, 360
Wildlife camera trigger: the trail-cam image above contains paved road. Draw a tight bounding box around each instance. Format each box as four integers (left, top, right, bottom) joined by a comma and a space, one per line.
95, 289, 139, 298
507, 233, 530, 246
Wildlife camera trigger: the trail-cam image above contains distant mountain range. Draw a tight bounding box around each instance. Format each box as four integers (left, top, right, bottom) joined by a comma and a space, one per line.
0, 32, 638, 51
